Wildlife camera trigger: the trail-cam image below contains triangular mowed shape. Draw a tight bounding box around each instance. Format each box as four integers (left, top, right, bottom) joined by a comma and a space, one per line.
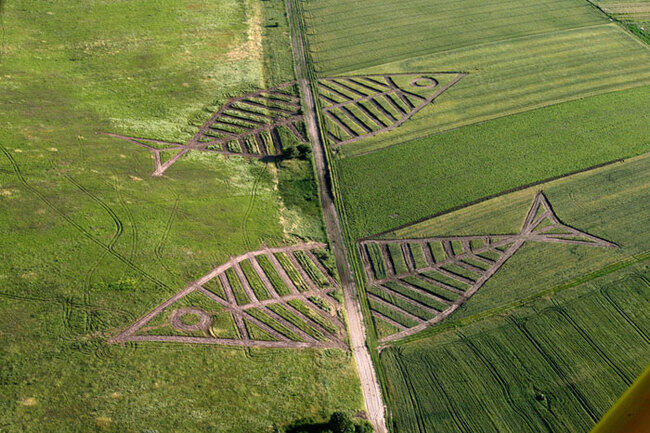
318, 72, 466, 147
358, 192, 617, 344
109, 243, 348, 349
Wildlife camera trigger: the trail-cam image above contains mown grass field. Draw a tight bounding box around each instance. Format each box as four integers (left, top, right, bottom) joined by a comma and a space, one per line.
594, 0, 650, 42
304, 0, 607, 75
335, 86, 649, 240
0, 0, 362, 431
380, 263, 650, 433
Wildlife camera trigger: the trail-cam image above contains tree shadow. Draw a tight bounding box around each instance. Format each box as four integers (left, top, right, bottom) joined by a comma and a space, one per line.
284, 420, 330, 433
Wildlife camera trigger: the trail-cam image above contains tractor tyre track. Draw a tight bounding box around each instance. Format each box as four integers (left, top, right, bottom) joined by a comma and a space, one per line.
154, 195, 181, 280
0, 144, 167, 288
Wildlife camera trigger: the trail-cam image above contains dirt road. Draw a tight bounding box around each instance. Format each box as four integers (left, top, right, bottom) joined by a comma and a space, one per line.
284, 1, 388, 431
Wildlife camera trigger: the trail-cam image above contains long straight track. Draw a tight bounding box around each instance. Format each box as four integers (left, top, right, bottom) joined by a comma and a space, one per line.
284, 0, 388, 431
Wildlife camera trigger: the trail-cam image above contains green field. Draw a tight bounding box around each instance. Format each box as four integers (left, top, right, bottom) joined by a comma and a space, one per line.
303, 0, 650, 156
380, 264, 650, 433
0, 0, 362, 431
304, 0, 607, 74
363, 152, 650, 431
372, 152, 649, 337
336, 86, 649, 239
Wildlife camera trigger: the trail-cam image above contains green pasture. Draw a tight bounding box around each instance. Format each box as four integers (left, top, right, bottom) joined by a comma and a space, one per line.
336, 86, 650, 240
0, 0, 361, 431
380, 264, 650, 433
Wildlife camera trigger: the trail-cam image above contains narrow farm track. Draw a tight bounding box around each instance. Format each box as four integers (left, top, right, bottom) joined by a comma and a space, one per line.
285, 0, 388, 431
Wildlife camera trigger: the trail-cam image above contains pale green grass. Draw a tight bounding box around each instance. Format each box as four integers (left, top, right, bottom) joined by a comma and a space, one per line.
0, 1, 362, 432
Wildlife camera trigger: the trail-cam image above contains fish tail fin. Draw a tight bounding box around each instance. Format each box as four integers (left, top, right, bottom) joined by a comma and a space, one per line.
520, 192, 617, 248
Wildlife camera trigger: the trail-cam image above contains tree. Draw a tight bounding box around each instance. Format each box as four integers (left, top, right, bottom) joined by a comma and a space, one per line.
329, 412, 355, 433
355, 420, 374, 433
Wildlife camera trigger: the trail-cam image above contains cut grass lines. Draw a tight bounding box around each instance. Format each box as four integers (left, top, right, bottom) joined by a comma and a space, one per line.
359, 193, 617, 342
110, 243, 346, 349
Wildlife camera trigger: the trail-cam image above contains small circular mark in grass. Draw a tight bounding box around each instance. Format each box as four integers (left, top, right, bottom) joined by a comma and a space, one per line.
410, 76, 438, 88
170, 308, 211, 332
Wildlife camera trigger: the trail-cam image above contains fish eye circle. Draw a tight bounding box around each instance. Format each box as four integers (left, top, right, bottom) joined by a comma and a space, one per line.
410, 77, 438, 88
170, 307, 211, 332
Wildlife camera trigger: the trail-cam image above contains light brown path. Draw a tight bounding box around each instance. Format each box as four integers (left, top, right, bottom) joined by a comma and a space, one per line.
285, 0, 388, 431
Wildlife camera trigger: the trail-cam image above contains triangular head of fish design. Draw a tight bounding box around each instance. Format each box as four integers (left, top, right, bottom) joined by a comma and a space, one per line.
317, 72, 466, 147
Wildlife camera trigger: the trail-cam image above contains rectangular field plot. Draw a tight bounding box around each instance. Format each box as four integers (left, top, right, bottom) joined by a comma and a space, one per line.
338, 86, 650, 240
303, 0, 606, 75
336, 24, 650, 156
380, 269, 650, 432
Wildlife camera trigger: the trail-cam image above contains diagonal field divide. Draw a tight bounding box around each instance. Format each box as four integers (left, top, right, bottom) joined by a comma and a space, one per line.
285, 0, 389, 431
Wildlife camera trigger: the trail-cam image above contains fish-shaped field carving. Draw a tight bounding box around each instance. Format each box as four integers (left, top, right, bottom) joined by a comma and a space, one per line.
317, 72, 465, 147
109, 243, 347, 349
106, 73, 464, 175
106, 81, 306, 176
358, 193, 617, 343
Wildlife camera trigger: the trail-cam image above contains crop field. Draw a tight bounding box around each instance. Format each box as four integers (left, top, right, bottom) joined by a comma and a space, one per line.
302, 0, 650, 157
361, 151, 650, 340
380, 264, 650, 433
336, 86, 650, 239
0, 0, 364, 431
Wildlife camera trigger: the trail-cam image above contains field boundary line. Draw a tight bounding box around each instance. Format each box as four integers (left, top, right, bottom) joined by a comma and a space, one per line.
385, 251, 650, 348
360, 152, 648, 241
342, 81, 650, 158
285, 0, 388, 430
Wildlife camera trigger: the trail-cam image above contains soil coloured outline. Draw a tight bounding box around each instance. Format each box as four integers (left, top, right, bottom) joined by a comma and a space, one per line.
106, 73, 463, 176
110, 243, 347, 349
358, 192, 618, 344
